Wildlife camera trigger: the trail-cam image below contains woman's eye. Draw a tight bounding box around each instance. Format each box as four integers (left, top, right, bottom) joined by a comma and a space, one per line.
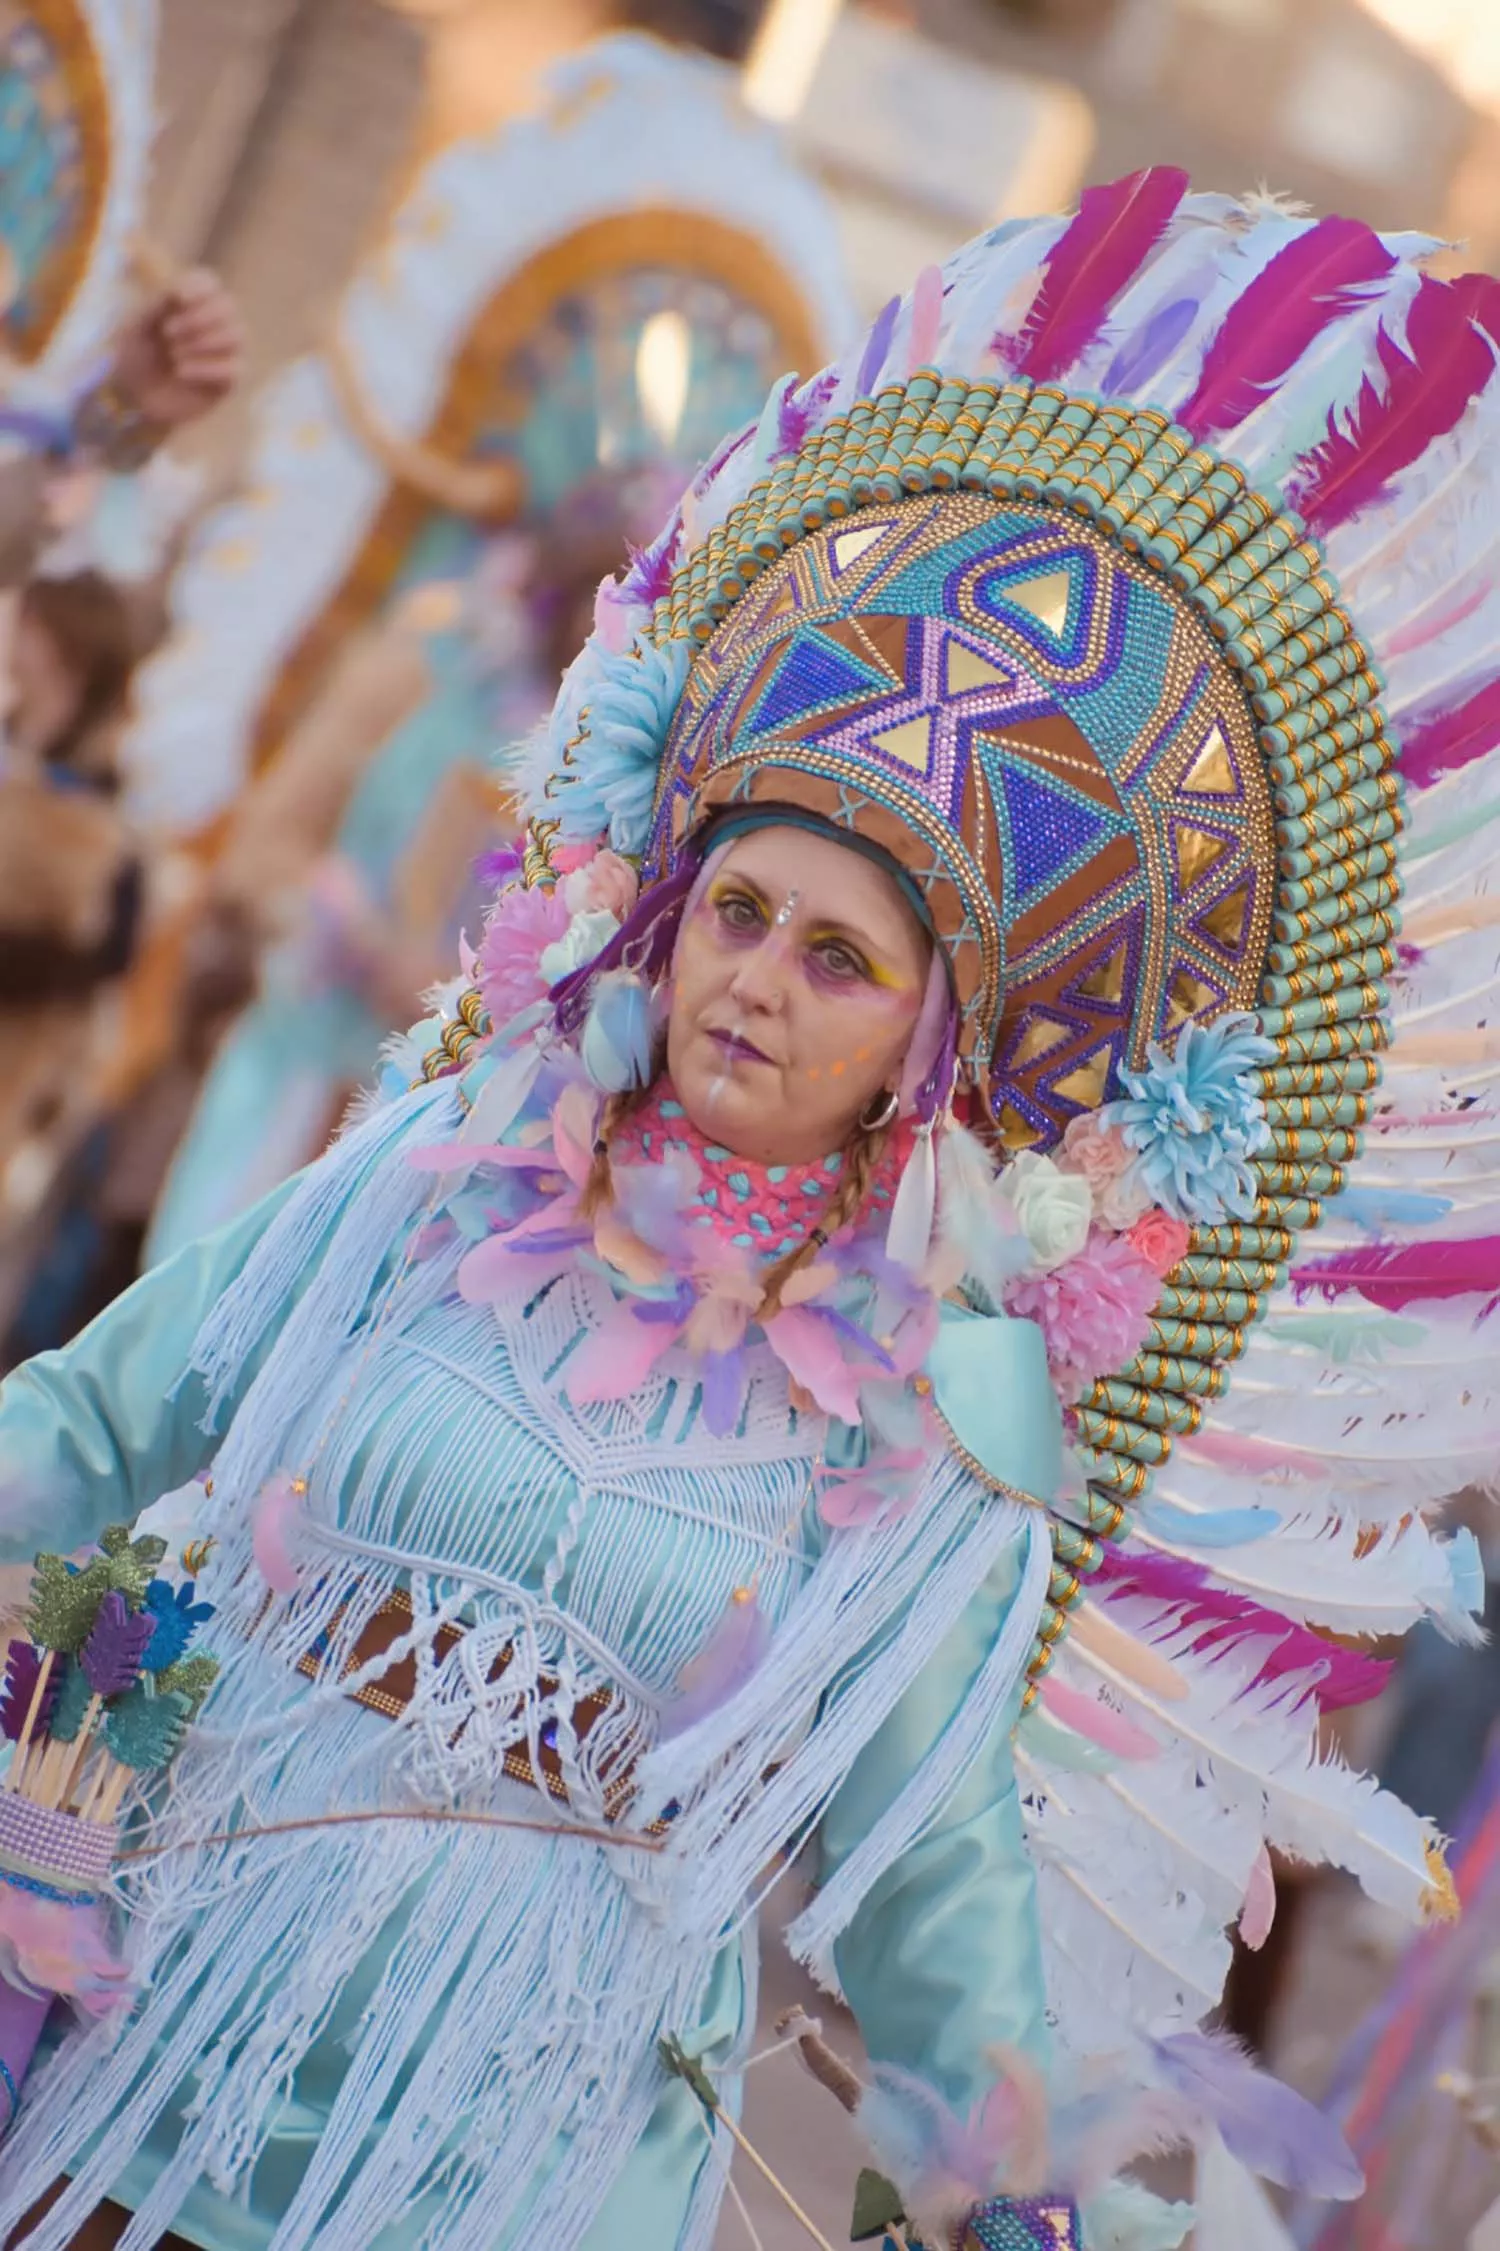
717, 893, 763, 933
813, 941, 866, 981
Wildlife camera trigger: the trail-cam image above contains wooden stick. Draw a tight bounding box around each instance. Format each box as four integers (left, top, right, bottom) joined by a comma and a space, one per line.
55, 1695, 105, 1808
710, 2109, 837, 2251
4, 1650, 54, 1788
118, 1804, 667, 1862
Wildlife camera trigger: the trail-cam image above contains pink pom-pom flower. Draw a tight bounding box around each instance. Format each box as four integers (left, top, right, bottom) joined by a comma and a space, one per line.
475, 885, 570, 1028
1005, 1227, 1161, 1403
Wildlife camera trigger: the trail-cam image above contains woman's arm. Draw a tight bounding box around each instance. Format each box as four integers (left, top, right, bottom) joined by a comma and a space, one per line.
816, 1520, 1048, 2112
0, 1177, 298, 1564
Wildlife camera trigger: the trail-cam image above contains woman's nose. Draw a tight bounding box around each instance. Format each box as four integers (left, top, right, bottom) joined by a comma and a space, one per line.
727, 935, 789, 1012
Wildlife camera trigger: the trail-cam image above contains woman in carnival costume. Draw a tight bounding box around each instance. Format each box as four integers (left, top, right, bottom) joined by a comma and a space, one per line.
0, 172, 1496, 2249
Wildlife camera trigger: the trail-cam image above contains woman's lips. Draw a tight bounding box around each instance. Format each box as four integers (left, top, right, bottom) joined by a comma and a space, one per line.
705, 1026, 774, 1066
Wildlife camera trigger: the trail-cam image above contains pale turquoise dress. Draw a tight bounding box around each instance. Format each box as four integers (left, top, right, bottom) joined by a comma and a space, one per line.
0, 1073, 1059, 2251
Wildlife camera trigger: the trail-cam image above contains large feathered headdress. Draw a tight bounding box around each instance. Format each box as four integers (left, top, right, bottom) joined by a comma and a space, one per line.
489, 170, 1500, 1720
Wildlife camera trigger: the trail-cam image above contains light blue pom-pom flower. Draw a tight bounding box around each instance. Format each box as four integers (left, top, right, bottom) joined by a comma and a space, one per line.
550, 633, 692, 857
1101, 1013, 1274, 1224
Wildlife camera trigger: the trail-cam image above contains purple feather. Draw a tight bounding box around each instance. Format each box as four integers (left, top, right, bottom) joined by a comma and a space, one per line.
857, 296, 900, 396
475, 841, 523, 888
619, 517, 683, 609
700, 1348, 750, 1439
1177, 217, 1396, 440
79, 1590, 156, 1699
550, 853, 700, 1037
0, 1640, 58, 1740
775, 367, 839, 462
659, 1586, 771, 1739
1398, 677, 1500, 792
1010, 167, 1189, 384
1149, 2032, 1363, 2198
1290, 271, 1500, 534
1099, 295, 1199, 401
1094, 1548, 1391, 1711
1292, 1234, 1500, 1313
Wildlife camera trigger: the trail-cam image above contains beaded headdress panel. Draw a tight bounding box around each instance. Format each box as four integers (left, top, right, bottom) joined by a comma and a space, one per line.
644, 438, 1332, 1157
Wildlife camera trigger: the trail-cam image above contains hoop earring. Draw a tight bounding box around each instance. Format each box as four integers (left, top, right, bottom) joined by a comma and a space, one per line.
858, 1088, 900, 1133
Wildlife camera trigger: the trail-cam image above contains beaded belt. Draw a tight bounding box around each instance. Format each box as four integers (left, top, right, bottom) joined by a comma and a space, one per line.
296, 1587, 651, 1827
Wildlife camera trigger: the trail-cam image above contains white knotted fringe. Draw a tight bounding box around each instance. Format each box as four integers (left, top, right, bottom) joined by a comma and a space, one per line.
0, 1083, 1051, 2250
788, 1506, 1049, 1983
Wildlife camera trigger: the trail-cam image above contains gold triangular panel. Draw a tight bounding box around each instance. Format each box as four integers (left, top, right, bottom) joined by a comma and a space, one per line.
1163, 968, 1215, 1028
1181, 720, 1236, 795
1050, 1047, 1113, 1107
1174, 823, 1231, 890
1078, 941, 1128, 1005
1001, 569, 1071, 637
832, 523, 890, 571
945, 639, 1013, 696
1013, 1016, 1071, 1066
869, 714, 935, 773
1198, 879, 1252, 952
996, 1103, 1044, 1150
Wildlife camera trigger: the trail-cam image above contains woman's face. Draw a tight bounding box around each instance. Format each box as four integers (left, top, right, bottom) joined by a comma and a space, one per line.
666, 824, 932, 1165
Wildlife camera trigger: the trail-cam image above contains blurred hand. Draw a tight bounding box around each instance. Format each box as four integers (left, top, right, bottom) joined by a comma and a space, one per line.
110, 270, 245, 430
0, 1562, 32, 1634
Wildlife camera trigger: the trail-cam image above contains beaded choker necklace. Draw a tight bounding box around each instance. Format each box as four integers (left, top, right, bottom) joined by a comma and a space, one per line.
608, 1083, 910, 1261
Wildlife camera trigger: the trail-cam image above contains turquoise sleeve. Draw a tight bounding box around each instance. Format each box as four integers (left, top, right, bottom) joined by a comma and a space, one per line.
818, 1521, 1048, 2117
0, 1178, 299, 1560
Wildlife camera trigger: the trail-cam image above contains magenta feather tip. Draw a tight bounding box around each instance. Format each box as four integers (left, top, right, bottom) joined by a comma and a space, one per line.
1008, 167, 1189, 383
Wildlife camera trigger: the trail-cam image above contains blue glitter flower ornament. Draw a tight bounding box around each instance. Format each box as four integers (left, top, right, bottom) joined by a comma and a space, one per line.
1101, 1014, 1274, 1223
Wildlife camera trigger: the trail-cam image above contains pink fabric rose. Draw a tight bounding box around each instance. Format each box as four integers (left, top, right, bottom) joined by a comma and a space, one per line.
564, 848, 639, 921
1059, 1113, 1151, 1229
475, 883, 569, 1027
1005, 1227, 1161, 1405
1127, 1207, 1192, 1276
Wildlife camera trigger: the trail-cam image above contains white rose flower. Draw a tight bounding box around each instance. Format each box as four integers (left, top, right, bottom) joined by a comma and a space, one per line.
1007, 1149, 1094, 1272
538, 907, 619, 985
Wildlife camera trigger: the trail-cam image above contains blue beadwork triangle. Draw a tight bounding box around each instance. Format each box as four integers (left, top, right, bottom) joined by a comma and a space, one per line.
992, 755, 1116, 908
749, 629, 892, 736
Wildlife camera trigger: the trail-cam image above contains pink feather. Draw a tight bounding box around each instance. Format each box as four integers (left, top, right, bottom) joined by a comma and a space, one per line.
1008, 167, 1189, 383
1093, 1546, 1392, 1711
1178, 1423, 1336, 1481
659, 1589, 772, 1738
1290, 271, 1500, 534
1178, 217, 1396, 440
0, 1887, 131, 2011
591, 574, 633, 654
251, 1473, 305, 1596
1291, 1234, 1500, 1312
1398, 677, 1500, 791
1038, 1673, 1158, 1760
906, 264, 944, 375
761, 1306, 866, 1423
455, 1215, 584, 1304
563, 1305, 680, 1404
1239, 1841, 1277, 1951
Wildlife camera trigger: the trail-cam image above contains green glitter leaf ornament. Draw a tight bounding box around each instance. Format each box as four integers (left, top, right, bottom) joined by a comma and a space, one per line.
850, 2169, 909, 2242
47, 1658, 93, 1743
657, 2035, 719, 2114
103, 1685, 192, 1771
96, 1524, 168, 1606
26, 1555, 111, 1653
153, 1654, 219, 1716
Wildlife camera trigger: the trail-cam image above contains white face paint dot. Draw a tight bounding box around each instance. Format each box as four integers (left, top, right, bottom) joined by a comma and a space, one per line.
775, 891, 799, 927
